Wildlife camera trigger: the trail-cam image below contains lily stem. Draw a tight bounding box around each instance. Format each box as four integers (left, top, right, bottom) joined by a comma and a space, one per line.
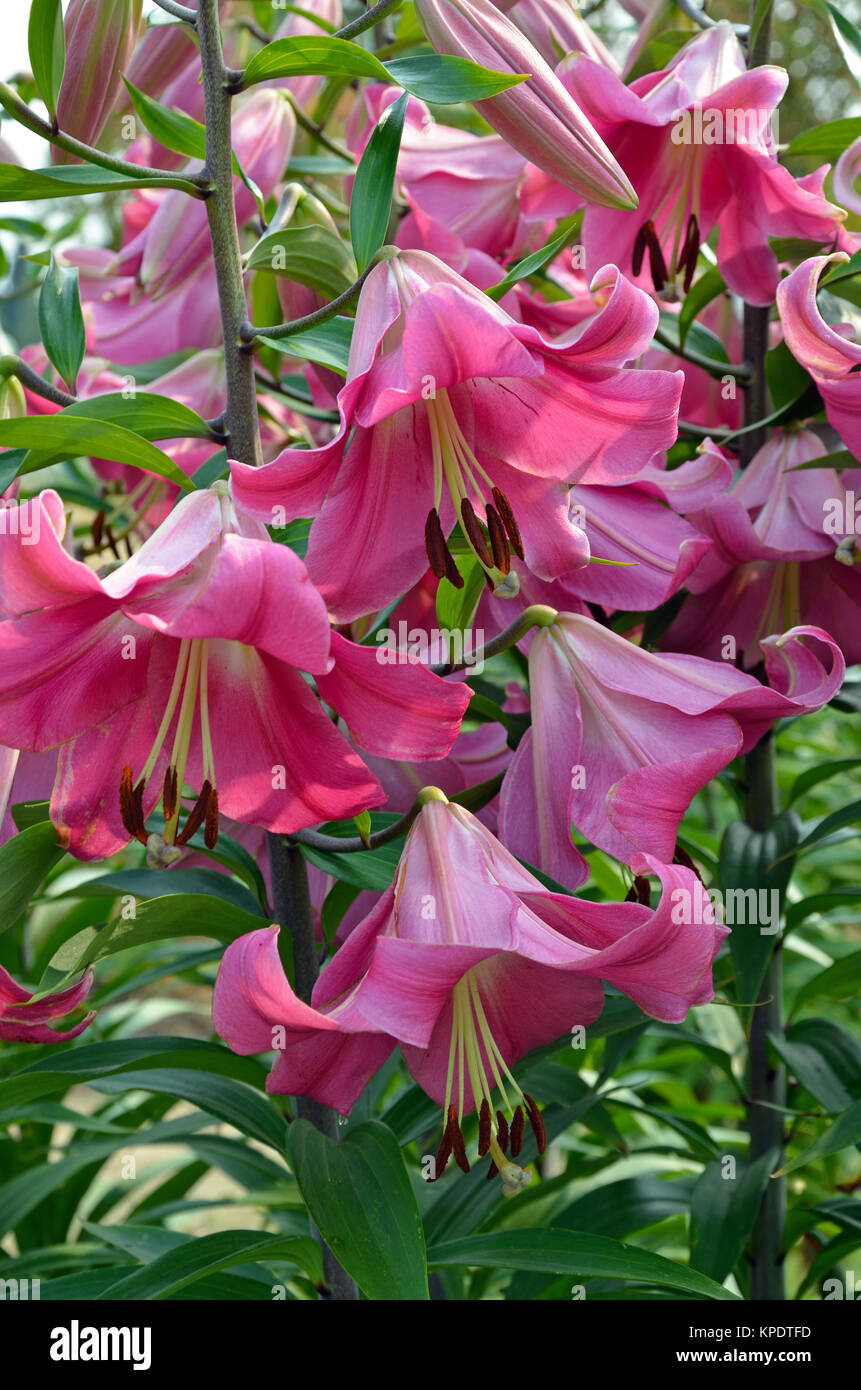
741, 0, 785, 1305
197, 0, 357, 1301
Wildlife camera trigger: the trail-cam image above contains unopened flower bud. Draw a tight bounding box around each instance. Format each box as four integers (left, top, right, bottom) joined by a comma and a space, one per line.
52, 0, 144, 164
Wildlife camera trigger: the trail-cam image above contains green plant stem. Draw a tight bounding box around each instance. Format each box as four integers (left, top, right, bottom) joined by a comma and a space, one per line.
266, 835, 359, 1302
241, 260, 376, 343
198, 0, 263, 468
0, 354, 76, 407
197, 0, 357, 1301
741, 0, 785, 1305
653, 326, 751, 381
0, 82, 206, 194
336, 0, 404, 42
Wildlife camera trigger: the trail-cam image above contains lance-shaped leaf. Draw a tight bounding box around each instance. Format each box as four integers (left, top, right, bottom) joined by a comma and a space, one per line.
39, 258, 86, 393
28, 0, 66, 120
248, 225, 358, 298
0, 415, 194, 490
351, 92, 408, 273
718, 812, 801, 1007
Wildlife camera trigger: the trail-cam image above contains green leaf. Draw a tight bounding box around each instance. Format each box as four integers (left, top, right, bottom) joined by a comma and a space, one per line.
90, 1068, 290, 1154
10, 798, 51, 831
427, 1230, 738, 1299
20, 392, 214, 472
793, 798, 861, 855
718, 812, 801, 1005
383, 54, 527, 105
792, 948, 861, 1012
0, 416, 194, 490
28, 0, 65, 120
38, 258, 86, 393
248, 225, 358, 297
765, 339, 813, 412
811, 0, 861, 88
777, 1098, 861, 1175
123, 77, 208, 163
679, 266, 726, 350
0, 821, 67, 937
241, 35, 390, 87
95, 1230, 323, 1300
40, 893, 266, 997
288, 1118, 429, 1300
784, 449, 859, 471
689, 1150, 779, 1282
259, 315, 354, 375
298, 820, 402, 890
770, 1019, 861, 1111
486, 218, 581, 302
786, 116, 861, 159
786, 888, 861, 932
351, 93, 408, 273
123, 77, 264, 215
0, 163, 184, 201
435, 552, 485, 635
788, 757, 861, 804
240, 37, 525, 106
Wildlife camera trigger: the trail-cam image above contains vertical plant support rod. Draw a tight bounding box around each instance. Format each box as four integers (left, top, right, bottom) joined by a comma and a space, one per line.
741, 0, 786, 1304
197, 0, 357, 1299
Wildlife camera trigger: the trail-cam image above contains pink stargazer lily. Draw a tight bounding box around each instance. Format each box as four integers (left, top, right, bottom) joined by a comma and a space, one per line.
0, 964, 95, 1044
214, 794, 727, 1189
560, 21, 843, 304
499, 614, 845, 888
0, 489, 471, 861
776, 254, 861, 460
413, 0, 636, 209
231, 250, 683, 623
662, 431, 861, 666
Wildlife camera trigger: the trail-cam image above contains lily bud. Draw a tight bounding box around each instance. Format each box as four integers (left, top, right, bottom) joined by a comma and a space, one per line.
52, 0, 143, 164
413, 0, 636, 208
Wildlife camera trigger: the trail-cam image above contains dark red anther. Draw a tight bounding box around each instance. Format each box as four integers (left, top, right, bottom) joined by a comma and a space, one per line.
510, 1106, 525, 1157
492, 487, 524, 561
204, 786, 219, 850
680, 213, 700, 293
460, 497, 492, 567
175, 779, 213, 847
432, 1119, 453, 1180
447, 1104, 471, 1174
478, 1098, 492, 1157
625, 875, 652, 907
119, 765, 147, 845
486, 505, 511, 575
496, 1110, 509, 1154
425, 508, 464, 589
524, 1093, 546, 1155
645, 221, 668, 293
162, 766, 179, 823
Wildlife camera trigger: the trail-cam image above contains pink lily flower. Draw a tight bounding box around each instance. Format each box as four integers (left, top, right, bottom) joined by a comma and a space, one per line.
214, 795, 727, 1187
662, 431, 861, 666
494, 0, 620, 72
834, 137, 861, 221
560, 22, 844, 304
499, 613, 844, 888
413, 0, 637, 208
776, 254, 861, 459
0, 747, 58, 844
0, 489, 471, 861
231, 250, 683, 622
1, 964, 95, 1044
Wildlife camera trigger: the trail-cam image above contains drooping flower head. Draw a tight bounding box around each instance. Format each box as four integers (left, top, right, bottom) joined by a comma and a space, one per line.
214, 792, 727, 1190
231, 249, 683, 622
